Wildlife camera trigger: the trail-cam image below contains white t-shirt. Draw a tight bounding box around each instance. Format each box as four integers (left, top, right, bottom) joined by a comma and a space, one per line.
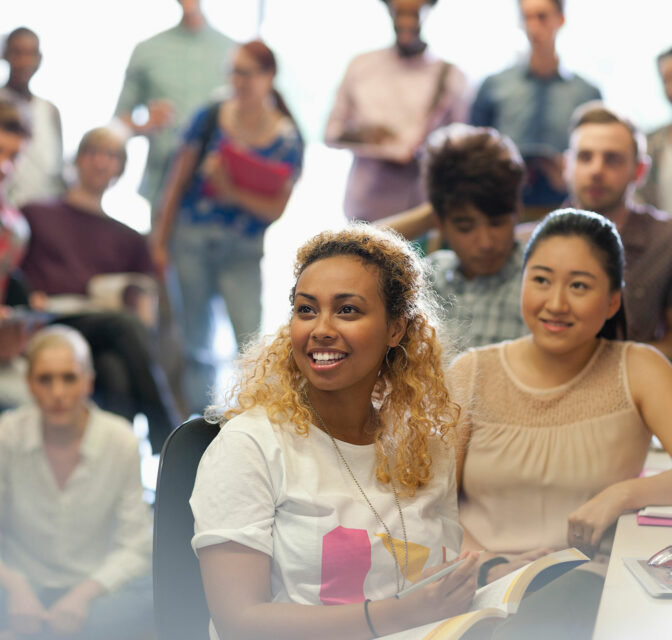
190, 406, 462, 627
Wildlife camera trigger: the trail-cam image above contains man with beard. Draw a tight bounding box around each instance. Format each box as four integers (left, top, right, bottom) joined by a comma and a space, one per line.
325, 0, 468, 222
564, 101, 672, 357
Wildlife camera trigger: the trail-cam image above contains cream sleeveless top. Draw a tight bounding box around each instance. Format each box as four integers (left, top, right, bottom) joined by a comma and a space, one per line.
450, 339, 651, 554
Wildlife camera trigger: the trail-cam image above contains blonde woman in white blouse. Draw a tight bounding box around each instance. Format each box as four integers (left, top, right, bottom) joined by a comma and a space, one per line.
0, 326, 153, 640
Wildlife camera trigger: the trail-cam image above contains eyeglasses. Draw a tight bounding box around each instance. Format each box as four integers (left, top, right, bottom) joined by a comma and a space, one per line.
80, 146, 123, 160
230, 66, 266, 79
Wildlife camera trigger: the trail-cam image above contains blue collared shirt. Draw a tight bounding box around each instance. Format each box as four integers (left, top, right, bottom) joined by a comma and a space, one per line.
470, 62, 601, 205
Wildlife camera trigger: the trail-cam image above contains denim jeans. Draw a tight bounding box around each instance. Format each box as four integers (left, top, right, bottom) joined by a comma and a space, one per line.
172, 222, 263, 415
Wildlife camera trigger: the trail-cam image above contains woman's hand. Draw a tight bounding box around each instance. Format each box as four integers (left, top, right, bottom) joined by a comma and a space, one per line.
404, 551, 478, 626
202, 151, 237, 204
6, 576, 47, 635
568, 483, 630, 554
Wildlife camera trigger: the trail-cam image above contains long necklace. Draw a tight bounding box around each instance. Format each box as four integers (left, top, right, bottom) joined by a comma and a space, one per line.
304, 393, 408, 593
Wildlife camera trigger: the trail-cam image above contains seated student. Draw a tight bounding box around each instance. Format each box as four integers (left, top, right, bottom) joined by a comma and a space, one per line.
0, 325, 154, 640
16, 126, 181, 452
20, 126, 155, 314
189, 225, 479, 639
0, 99, 32, 408
562, 102, 672, 357
449, 209, 672, 639
380, 123, 529, 350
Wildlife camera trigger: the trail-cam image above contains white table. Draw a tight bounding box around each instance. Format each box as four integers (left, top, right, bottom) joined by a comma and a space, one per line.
593, 450, 672, 639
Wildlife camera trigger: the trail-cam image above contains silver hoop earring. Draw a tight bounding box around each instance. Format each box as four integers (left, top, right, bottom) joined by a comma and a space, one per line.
385, 344, 408, 369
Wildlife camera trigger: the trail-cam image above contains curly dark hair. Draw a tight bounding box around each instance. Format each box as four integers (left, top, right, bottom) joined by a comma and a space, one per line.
423, 124, 525, 221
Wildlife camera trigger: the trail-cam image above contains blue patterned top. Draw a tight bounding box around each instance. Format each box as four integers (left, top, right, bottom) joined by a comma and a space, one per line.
178, 103, 303, 236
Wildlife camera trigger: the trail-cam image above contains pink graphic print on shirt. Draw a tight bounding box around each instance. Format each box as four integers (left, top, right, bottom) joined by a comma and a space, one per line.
320, 526, 370, 605
320, 526, 432, 604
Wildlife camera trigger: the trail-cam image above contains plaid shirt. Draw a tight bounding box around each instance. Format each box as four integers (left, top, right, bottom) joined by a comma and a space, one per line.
426, 243, 528, 352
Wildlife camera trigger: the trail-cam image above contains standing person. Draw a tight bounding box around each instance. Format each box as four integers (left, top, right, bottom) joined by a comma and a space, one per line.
637, 46, 672, 211
451, 209, 672, 639
153, 40, 304, 416
325, 0, 468, 222
0, 325, 153, 640
114, 0, 236, 217
0, 27, 64, 207
114, 0, 235, 418
470, 0, 601, 217
190, 225, 478, 639
564, 102, 672, 357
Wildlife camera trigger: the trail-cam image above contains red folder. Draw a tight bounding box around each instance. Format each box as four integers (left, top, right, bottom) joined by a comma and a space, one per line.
220, 142, 292, 196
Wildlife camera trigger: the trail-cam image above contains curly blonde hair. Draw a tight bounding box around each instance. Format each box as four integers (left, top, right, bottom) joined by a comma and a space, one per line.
207, 224, 459, 494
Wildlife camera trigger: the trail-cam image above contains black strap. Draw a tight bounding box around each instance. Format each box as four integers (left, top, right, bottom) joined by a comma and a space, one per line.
194, 101, 221, 170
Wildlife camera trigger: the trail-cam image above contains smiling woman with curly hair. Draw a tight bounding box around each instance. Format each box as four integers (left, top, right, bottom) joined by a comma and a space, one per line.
191, 223, 478, 640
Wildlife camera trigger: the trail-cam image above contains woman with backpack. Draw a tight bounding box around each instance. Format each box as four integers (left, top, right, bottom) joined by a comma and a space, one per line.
153, 39, 304, 416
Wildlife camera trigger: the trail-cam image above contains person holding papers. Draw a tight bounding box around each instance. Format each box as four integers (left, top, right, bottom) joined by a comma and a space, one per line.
189, 226, 480, 640
153, 39, 304, 416
449, 209, 672, 638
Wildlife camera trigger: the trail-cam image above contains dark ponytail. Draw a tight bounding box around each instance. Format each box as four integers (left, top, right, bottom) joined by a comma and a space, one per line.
239, 39, 304, 149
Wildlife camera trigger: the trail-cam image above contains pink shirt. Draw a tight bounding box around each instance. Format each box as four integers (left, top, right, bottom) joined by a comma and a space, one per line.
325, 47, 468, 221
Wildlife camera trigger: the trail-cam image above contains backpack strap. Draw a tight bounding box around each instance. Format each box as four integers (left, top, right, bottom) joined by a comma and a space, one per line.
194, 101, 221, 170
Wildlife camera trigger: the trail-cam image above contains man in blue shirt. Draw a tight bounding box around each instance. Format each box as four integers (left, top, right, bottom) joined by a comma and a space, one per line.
470, 0, 601, 216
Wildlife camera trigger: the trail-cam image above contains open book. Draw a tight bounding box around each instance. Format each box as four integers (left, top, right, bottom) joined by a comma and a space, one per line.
380, 548, 589, 640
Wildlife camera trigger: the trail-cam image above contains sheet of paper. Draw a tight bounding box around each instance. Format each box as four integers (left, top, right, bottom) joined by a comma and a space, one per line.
639, 505, 672, 519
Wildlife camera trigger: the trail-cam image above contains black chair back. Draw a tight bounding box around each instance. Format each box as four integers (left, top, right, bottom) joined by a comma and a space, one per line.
153, 416, 220, 640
